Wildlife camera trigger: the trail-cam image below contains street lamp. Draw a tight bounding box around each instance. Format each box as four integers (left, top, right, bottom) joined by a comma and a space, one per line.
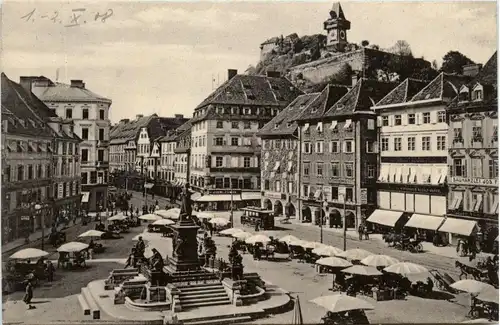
339, 193, 347, 251
34, 203, 44, 250
321, 198, 328, 244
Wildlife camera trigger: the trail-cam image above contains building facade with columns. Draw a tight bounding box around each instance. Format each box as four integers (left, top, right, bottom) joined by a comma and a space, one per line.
188, 69, 302, 210
295, 78, 395, 229
173, 121, 192, 187
446, 52, 498, 250
258, 93, 319, 218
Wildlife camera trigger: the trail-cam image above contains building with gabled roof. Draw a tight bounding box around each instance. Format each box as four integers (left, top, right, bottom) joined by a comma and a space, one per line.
446, 52, 498, 250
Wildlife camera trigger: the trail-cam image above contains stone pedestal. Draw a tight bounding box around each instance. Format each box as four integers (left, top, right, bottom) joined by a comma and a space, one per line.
166, 217, 200, 273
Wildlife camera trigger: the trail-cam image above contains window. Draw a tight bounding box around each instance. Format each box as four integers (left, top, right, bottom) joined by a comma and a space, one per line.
303, 162, 310, 176
394, 138, 402, 151
302, 185, 309, 197
316, 163, 323, 176
215, 178, 223, 188
214, 137, 223, 146
65, 108, 72, 119
27, 165, 33, 180
437, 136, 446, 151
382, 116, 389, 126
90, 171, 97, 184
473, 89, 483, 101
345, 163, 354, 177
453, 158, 466, 177
81, 128, 89, 140
99, 128, 105, 140
330, 162, 339, 177
231, 137, 239, 146
331, 141, 340, 153
394, 115, 402, 126
344, 141, 353, 153
82, 109, 89, 119
408, 114, 416, 124
437, 111, 446, 123
407, 137, 416, 151
4, 165, 10, 182
316, 141, 324, 153
244, 121, 251, 129
345, 188, 353, 202
367, 165, 375, 178
489, 159, 498, 178
471, 193, 483, 212
421, 136, 431, 151
303, 142, 312, 154
493, 125, 498, 142
423, 112, 431, 124
99, 109, 105, 120
453, 126, 463, 142
98, 150, 104, 162
366, 141, 376, 153
367, 119, 375, 130
264, 180, 270, 190
37, 164, 42, 178
275, 180, 281, 192
472, 121, 483, 141
81, 172, 88, 184
81, 149, 89, 162
231, 121, 239, 129
215, 156, 223, 167
244, 157, 250, 168
216, 121, 223, 129
381, 138, 389, 151
471, 158, 483, 177
331, 187, 339, 200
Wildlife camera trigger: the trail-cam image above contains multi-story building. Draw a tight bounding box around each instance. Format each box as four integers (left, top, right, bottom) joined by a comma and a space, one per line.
295, 78, 394, 229
370, 74, 466, 240
173, 121, 192, 187
258, 93, 320, 218
1, 73, 80, 243
446, 52, 498, 250
189, 69, 302, 210
21, 76, 112, 212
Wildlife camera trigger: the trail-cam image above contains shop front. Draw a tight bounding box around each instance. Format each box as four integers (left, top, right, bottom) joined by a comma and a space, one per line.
366, 209, 407, 234
404, 213, 446, 244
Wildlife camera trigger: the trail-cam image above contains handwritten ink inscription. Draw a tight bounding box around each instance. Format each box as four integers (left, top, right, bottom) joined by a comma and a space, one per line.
21, 8, 113, 27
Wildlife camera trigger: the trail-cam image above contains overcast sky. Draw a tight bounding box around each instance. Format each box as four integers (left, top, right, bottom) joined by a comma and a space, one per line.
2, 1, 497, 123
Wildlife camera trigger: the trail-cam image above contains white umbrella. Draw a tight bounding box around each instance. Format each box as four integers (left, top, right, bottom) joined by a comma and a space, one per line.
245, 234, 271, 244
312, 246, 343, 257
384, 262, 428, 275
57, 241, 89, 253
155, 208, 180, 220
107, 214, 128, 221
195, 211, 216, 219
279, 234, 300, 245
139, 214, 163, 221
316, 257, 352, 268
450, 279, 495, 294
310, 294, 374, 313
337, 248, 372, 261
341, 265, 382, 276
232, 231, 253, 240
298, 241, 325, 249
361, 254, 400, 267
10, 248, 49, 260
132, 234, 150, 242
476, 288, 499, 303
220, 228, 243, 236
152, 219, 175, 226
209, 217, 230, 226
78, 230, 105, 238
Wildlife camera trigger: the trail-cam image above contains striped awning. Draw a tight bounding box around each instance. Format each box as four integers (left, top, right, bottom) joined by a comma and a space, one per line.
438, 218, 478, 237
81, 192, 90, 203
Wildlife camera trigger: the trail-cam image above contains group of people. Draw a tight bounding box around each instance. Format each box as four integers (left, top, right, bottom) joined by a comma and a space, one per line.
321, 310, 369, 324
357, 223, 369, 241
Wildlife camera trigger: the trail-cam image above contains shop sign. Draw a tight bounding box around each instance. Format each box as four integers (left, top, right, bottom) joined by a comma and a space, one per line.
265, 191, 282, 199
450, 177, 498, 187
360, 188, 367, 205
20, 216, 30, 221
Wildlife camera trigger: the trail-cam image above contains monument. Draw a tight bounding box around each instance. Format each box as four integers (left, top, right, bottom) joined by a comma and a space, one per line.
165, 183, 201, 273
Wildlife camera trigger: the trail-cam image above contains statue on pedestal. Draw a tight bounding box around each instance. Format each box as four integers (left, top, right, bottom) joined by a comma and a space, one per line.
179, 183, 192, 221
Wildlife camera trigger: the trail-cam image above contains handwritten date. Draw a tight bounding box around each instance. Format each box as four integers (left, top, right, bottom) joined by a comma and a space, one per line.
21, 8, 113, 27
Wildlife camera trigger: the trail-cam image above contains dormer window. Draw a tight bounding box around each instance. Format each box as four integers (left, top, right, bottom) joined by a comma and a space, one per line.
472, 84, 484, 101
459, 86, 469, 102
274, 123, 279, 129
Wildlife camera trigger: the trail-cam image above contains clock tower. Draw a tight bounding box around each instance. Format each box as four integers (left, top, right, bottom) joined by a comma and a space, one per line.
324, 2, 351, 52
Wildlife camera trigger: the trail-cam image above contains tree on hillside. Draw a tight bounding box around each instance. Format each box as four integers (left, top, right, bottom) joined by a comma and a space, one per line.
329, 63, 353, 85
440, 51, 475, 74
245, 65, 257, 75
389, 40, 413, 56
361, 40, 370, 47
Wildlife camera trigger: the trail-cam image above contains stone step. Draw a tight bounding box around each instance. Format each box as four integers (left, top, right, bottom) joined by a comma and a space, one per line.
179, 287, 226, 295
181, 296, 230, 305
177, 283, 223, 290
183, 315, 252, 325
179, 291, 228, 299
81, 287, 101, 320
77, 294, 90, 315
181, 299, 232, 309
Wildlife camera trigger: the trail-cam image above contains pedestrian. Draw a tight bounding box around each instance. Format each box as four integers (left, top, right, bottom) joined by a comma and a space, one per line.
88, 246, 94, 260
363, 224, 369, 240
358, 224, 364, 241
23, 279, 34, 309
45, 260, 55, 282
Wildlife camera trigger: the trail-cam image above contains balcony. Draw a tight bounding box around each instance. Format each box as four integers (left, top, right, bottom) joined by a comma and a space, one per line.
98, 140, 110, 147
209, 167, 260, 173
96, 161, 109, 168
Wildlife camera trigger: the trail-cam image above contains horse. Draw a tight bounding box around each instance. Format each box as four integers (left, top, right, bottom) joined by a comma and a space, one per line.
455, 261, 482, 280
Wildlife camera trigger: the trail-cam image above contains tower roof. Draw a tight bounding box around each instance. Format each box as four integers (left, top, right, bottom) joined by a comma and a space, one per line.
330, 2, 346, 20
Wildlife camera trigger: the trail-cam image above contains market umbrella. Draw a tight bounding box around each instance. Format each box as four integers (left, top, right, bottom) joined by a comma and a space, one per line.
310, 294, 374, 313
78, 230, 105, 238
152, 219, 175, 226
57, 241, 89, 253
157, 208, 181, 220
341, 265, 382, 276
450, 279, 495, 294
312, 246, 343, 257
337, 248, 372, 261
245, 234, 271, 245
361, 254, 400, 267
107, 214, 128, 221
132, 234, 150, 242
10, 248, 49, 260
476, 288, 499, 304
209, 217, 230, 226
139, 214, 163, 221
316, 257, 352, 268
279, 234, 300, 245
384, 262, 428, 275
195, 211, 216, 219
220, 228, 243, 236
232, 231, 253, 240
299, 241, 325, 250
292, 295, 304, 325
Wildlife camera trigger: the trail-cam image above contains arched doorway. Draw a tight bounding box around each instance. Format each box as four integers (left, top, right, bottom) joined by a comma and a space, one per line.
263, 199, 272, 211
345, 211, 356, 229
274, 201, 283, 217
302, 206, 312, 223
329, 209, 341, 229
315, 209, 326, 226
285, 202, 296, 217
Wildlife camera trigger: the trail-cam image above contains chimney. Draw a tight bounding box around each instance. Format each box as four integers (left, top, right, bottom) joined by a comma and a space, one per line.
120, 118, 130, 123
351, 73, 359, 86
19, 77, 34, 93
175, 114, 184, 119
136, 114, 144, 120
70, 80, 85, 88
228, 69, 238, 80
266, 71, 281, 78
462, 64, 483, 77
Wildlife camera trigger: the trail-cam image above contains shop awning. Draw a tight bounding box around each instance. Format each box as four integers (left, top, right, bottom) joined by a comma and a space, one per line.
287, 161, 293, 172
343, 119, 352, 129
81, 192, 90, 203
316, 122, 323, 131
191, 192, 202, 201
438, 218, 478, 236
491, 196, 499, 214
241, 192, 261, 201
366, 209, 404, 227
378, 166, 389, 182
329, 121, 338, 130
273, 162, 281, 171
405, 214, 445, 231
314, 189, 322, 200
195, 194, 242, 202
303, 123, 310, 133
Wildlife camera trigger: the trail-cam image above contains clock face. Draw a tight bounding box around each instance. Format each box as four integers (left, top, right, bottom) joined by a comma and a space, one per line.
329, 29, 338, 42
339, 30, 346, 40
